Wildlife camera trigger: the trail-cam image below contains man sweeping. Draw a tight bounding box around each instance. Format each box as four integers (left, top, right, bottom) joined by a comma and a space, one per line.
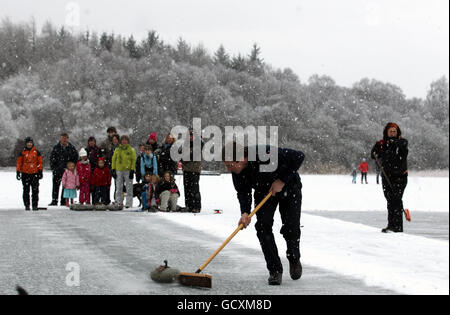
223, 141, 305, 285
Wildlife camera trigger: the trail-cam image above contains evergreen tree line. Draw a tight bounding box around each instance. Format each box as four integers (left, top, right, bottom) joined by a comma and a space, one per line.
0, 19, 448, 172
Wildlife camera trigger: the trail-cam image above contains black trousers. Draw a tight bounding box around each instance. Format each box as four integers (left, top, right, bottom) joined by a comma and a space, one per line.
93, 186, 109, 205
254, 177, 302, 274
22, 173, 40, 208
183, 172, 201, 210
382, 175, 407, 232
361, 172, 368, 183
51, 171, 66, 204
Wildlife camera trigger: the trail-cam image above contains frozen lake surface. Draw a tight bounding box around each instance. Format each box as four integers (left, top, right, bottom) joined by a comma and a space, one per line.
0, 171, 448, 295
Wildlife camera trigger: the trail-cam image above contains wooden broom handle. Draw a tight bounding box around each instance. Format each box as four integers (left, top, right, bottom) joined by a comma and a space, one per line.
196, 190, 273, 273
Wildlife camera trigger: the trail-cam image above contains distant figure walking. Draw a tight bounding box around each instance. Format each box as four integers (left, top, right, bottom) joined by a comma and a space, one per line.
351, 168, 357, 184
358, 158, 369, 184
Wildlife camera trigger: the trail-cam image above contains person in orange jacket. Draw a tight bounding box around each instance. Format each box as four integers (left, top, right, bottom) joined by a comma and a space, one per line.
16, 137, 43, 210
358, 158, 369, 184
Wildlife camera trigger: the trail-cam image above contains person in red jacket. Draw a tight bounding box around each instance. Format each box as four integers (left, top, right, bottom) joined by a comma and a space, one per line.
92, 157, 111, 205
358, 158, 369, 184
16, 137, 43, 210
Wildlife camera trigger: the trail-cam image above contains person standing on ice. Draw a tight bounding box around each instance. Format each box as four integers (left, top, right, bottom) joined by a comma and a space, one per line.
16, 137, 43, 210
49, 133, 78, 206
371, 122, 408, 233
358, 158, 369, 184
223, 141, 305, 285
111, 135, 137, 208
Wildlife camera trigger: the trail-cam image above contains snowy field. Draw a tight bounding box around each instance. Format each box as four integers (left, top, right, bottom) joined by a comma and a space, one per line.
0, 170, 448, 295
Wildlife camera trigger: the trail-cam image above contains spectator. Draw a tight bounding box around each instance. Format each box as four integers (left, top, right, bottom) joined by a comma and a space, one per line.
100, 126, 118, 168
62, 161, 79, 207
135, 143, 146, 183
141, 173, 160, 212
111, 135, 137, 208
146, 132, 159, 154
16, 137, 43, 210
49, 133, 78, 206
180, 128, 203, 213
76, 148, 91, 205
140, 145, 158, 177
158, 133, 178, 176
351, 167, 357, 184
92, 157, 111, 205
158, 171, 180, 212
108, 134, 120, 202
358, 158, 369, 184
86, 136, 101, 172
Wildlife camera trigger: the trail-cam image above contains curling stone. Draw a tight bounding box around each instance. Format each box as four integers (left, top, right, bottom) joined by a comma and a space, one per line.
150, 260, 180, 284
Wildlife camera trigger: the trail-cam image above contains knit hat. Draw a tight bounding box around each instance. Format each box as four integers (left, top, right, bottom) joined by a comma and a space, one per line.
79, 148, 88, 157
24, 137, 33, 144
97, 157, 105, 164
147, 132, 157, 143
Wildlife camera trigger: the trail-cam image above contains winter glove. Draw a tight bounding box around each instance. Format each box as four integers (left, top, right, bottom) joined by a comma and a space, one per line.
38, 170, 43, 180
16, 171, 21, 181
111, 170, 117, 179
156, 198, 161, 205
170, 188, 178, 194
129, 170, 134, 180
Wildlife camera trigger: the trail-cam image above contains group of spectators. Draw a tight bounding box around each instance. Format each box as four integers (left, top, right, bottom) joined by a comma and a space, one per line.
16, 126, 202, 212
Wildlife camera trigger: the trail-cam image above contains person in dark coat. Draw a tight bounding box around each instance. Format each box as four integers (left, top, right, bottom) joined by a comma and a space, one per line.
86, 136, 101, 173
49, 133, 78, 206
371, 122, 408, 233
180, 129, 203, 213
158, 133, 178, 176
223, 141, 305, 285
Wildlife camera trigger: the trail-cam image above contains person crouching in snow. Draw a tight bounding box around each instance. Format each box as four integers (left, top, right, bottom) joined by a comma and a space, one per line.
141, 173, 160, 212
62, 161, 79, 207
158, 171, 180, 212
16, 137, 43, 210
92, 158, 111, 205
77, 148, 91, 205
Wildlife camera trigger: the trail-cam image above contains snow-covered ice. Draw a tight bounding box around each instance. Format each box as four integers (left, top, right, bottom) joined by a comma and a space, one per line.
0, 170, 448, 295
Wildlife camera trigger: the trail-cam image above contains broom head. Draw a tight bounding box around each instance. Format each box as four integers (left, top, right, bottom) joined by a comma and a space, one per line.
178, 272, 212, 288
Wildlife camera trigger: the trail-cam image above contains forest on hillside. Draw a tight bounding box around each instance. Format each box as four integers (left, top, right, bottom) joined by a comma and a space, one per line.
0, 18, 448, 171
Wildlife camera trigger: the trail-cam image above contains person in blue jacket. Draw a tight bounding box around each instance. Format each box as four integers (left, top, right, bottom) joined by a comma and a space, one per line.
223, 141, 305, 286
140, 145, 158, 178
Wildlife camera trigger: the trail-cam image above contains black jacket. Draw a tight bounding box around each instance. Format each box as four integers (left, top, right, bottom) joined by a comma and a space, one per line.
50, 142, 78, 176
232, 146, 305, 214
157, 180, 180, 197
159, 143, 178, 175
371, 138, 408, 178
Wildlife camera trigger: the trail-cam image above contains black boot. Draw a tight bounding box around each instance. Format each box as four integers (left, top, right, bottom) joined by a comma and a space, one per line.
289, 259, 303, 280
268, 272, 282, 285
25, 206, 30, 211
48, 201, 57, 206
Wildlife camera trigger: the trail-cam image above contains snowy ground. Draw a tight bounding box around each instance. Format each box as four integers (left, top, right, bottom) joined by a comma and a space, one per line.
0, 170, 448, 295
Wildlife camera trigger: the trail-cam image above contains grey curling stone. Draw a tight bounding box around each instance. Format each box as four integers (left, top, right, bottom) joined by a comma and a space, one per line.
108, 204, 123, 211
70, 204, 92, 211
150, 260, 180, 283
94, 204, 108, 211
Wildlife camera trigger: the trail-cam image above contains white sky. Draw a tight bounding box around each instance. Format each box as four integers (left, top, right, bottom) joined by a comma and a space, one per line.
1, 0, 449, 98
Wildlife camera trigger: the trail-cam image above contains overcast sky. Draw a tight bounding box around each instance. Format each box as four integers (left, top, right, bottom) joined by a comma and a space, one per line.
1, 0, 449, 99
